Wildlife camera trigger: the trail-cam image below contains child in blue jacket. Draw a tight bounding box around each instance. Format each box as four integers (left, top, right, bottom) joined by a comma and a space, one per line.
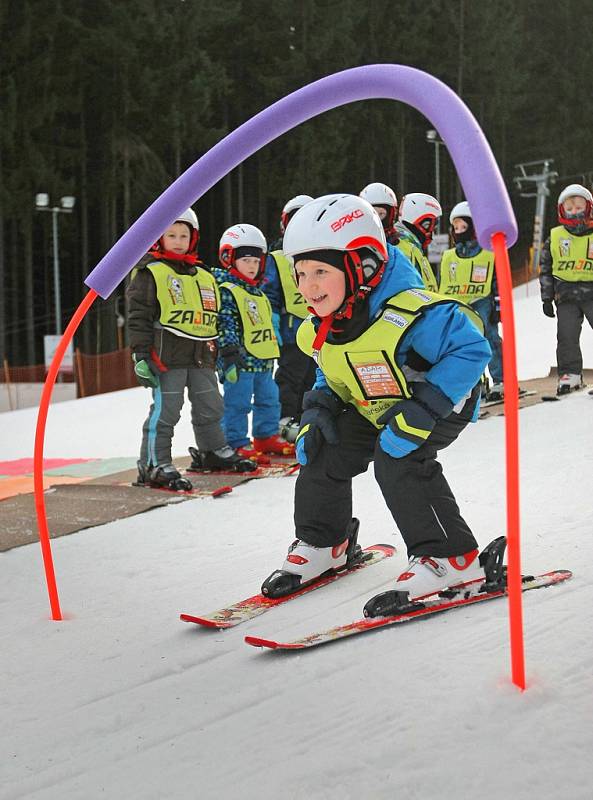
215, 224, 295, 457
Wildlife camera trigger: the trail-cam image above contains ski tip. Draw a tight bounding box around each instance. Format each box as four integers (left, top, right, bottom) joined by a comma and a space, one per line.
245, 635, 279, 649
180, 613, 232, 629
212, 485, 233, 498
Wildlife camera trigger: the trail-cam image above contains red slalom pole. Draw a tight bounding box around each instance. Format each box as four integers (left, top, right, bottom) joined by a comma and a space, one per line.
33, 289, 98, 620
490, 232, 525, 690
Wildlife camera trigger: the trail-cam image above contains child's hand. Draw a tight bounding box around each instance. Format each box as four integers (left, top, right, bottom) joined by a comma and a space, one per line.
378, 382, 453, 459
132, 353, 159, 389
542, 300, 555, 318
294, 389, 343, 465
220, 345, 246, 383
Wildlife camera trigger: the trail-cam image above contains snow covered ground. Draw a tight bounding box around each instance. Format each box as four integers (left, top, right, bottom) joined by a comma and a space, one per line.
1, 281, 593, 800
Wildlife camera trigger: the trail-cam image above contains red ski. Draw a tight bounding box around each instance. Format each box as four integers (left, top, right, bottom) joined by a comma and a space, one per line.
244, 570, 572, 650
180, 544, 396, 629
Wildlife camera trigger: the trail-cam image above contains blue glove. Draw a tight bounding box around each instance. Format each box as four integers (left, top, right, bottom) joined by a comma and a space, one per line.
220, 345, 246, 384
271, 312, 283, 347
295, 389, 343, 465
378, 382, 453, 459
132, 353, 160, 389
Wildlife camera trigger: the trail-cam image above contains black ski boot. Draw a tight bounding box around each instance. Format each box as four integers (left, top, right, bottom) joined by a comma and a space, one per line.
261, 518, 362, 599
187, 446, 257, 473
485, 382, 504, 402
147, 463, 193, 491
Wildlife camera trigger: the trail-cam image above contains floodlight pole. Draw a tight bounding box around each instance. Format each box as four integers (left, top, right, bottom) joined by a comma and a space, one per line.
513, 160, 558, 275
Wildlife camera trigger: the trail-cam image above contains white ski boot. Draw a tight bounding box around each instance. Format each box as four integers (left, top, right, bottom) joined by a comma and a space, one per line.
557, 373, 582, 395
363, 537, 507, 618
391, 549, 484, 601
261, 519, 361, 598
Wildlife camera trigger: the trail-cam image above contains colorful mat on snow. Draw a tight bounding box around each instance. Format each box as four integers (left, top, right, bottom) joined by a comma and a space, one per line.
0, 457, 139, 500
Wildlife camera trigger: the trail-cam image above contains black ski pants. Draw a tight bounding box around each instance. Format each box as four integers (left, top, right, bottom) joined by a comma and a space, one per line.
275, 343, 317, 420
556, 298, 593, 375
294, 387, 480, 558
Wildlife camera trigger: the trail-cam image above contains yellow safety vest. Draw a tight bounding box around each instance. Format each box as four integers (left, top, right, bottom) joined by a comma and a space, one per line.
297, 289, 479, 428
221, 283, 280, 359
550, 226, 593, 282
439, 248, 495, 303
147, 261, 219, 339
396, 239, 438, 292
270, 250, 309, 318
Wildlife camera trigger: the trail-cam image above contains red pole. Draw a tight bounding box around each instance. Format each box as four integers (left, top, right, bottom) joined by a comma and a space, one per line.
33, 290, 98, 620
490, 232, 525, 690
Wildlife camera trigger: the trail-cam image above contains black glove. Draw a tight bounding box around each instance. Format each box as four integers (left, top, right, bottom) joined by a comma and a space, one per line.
132, 353, 160, 389
489, 302, 500, 325
295, 389, 343, 465
542, 300, 555, 318
377, 381, 454, 459
220, 345, 247, 384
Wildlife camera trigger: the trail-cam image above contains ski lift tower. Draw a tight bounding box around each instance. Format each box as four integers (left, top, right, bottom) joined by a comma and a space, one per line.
513, 159, 558, 276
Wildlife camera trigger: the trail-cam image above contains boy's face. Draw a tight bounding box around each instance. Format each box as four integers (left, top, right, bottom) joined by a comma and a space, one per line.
373, 206, 388, 221
452, 218, 469, 234
235, 256, 261, 280
294, 259, 346, 317
161, 222, 191, 254
563, 196, 587, 216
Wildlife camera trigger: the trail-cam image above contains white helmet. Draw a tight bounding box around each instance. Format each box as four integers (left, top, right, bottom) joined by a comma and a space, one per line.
557, 184, 593, 227
360, 182, 398, 231
219, 223, 267, 279
284, 194, 387, 261
398, 193, 442, 247
155, 207, 200, 254
280, 194, 314, 233
449, 201, 472, 224
283, 194, 388, 312
175, 207, 199, 232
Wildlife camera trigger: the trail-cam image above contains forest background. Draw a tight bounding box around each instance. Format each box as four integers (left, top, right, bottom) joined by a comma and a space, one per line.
1, 0, 592, 364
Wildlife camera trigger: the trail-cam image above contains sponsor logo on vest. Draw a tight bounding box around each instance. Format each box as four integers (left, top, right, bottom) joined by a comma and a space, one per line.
330, 208, 364, 232
560, 239, 571, 257
557, 259, 593, 273
471, 264, 488, 283
251, 329, 275, 344
408, 289, 431, 302
444, 284, 486, 297
167, 275, 186, 305
167, 309, 217, 326
245, 298, 261, 325
383, 311, 407, 328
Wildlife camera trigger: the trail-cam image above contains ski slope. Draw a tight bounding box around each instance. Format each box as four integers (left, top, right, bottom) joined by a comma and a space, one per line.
1, 281, 593, 800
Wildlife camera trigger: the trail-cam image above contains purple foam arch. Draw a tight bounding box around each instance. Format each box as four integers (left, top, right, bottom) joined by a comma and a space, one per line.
86, 64, 516, 298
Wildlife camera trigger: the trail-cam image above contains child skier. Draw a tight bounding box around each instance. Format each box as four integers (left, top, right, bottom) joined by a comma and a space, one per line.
127, 208, 254, 491
360, 182, 399, 245
260, 194, 493, 611
216, 223, 295, 457
439, 201, 503, 401
394, 192, 441, 291
263, 195, 316, 443
539, 184, 593, 394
